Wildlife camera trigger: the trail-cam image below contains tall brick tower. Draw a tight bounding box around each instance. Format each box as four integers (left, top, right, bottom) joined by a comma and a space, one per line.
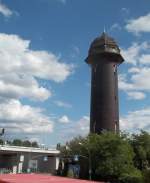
86, 32, 124, 133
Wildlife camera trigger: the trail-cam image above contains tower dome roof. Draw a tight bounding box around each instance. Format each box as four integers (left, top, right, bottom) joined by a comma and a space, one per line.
91, 32, 117, 48
89, 32, 120, 55
86, 32, 124, 64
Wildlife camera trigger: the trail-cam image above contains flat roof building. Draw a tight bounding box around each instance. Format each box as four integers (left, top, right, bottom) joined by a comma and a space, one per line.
0, 145, 60, 174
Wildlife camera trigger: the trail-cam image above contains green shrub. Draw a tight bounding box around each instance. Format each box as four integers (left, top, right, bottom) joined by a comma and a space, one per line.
67, 169, 74, 178
119, 170, 143, 183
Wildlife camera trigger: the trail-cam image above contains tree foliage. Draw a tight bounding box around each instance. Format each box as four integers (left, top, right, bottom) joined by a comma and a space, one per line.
12, 139, 22, 146
130, 131, 150, 170
0, 138, 39, 148
60, 131, 148, 183
89, 132, 142, 182
12, 139, 39, 147
0, 138, 4, 145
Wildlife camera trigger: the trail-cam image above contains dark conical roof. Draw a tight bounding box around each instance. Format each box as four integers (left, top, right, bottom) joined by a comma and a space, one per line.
92, 32, 117, 45
86, 32, 124, 64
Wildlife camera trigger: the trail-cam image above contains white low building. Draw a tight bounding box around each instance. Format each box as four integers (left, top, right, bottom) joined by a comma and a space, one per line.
0, 145, 60, 174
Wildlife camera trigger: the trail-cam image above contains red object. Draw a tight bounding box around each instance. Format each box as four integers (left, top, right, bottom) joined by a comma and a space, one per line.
0, 174, 103, 183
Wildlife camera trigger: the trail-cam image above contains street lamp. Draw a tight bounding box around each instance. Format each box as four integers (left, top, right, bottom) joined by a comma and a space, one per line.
78, 142, 92, 180
0, 128, 5, 145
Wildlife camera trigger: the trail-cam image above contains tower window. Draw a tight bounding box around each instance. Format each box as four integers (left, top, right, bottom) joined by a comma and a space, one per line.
113, 64, 116, 73
93, 121, 96, 133
115, 121, 117, 132
94, 64, 97, 72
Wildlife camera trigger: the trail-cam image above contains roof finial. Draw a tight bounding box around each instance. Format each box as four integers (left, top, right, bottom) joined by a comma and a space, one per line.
104, 26, 106, 33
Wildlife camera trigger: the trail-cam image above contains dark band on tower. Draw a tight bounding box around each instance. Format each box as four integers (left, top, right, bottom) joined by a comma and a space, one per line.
86, 32, 124, 133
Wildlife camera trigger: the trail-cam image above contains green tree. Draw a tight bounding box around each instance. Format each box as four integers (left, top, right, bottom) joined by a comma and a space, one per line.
0, 138, 3, 145
89, 132, 142, 182
59, 136, 88, 178
12, 139, 22, 146
61, 132, 143, 183
60, 136, 86, 157
31, 141, 39, 148
22, 140, 31, 147
131, 131, 150, 170
11, 139, 39, 147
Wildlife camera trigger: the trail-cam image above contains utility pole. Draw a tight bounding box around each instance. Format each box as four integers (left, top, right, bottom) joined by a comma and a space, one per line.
79, 140, 92, 180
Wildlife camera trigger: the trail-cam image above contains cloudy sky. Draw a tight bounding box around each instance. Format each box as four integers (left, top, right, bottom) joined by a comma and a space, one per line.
0, 0, 150, 147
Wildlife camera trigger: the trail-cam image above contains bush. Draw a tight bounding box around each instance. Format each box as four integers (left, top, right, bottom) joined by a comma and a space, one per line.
119, 170, 143, 183
67, 169, 74, 178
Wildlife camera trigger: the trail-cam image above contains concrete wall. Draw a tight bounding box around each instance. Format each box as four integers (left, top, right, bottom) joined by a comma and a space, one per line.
0, 151, 59, 174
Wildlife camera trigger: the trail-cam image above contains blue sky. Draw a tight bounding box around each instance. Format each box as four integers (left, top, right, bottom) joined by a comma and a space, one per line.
0, 0, 150, 147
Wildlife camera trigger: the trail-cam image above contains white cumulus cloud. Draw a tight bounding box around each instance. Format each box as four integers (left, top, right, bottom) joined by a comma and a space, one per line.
58, 115, 70, 123
59, 116, 90, 141
0, 32, 73, 138
127, 91, 146, 100
110, 23, 122, 31
119, 67, 150, 92
120, 108, 150, 132
119, 41, 150, 100
125, 13, 150, 35
0, 99, 53, 134
54, 100, 72, 108
121, 42, 150, 65
0, 33, 73, 101
139, 54, 150, 65
0, 2, 13, 17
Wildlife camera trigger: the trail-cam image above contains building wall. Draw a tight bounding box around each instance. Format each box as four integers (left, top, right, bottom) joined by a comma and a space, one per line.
90, 56, 119, 133
0, 150, 59, 174
38, 156, 57, 173
0, 154, 18, 169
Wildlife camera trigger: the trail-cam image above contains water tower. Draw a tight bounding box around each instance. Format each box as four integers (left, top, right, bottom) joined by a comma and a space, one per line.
86, 32, 124, 133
